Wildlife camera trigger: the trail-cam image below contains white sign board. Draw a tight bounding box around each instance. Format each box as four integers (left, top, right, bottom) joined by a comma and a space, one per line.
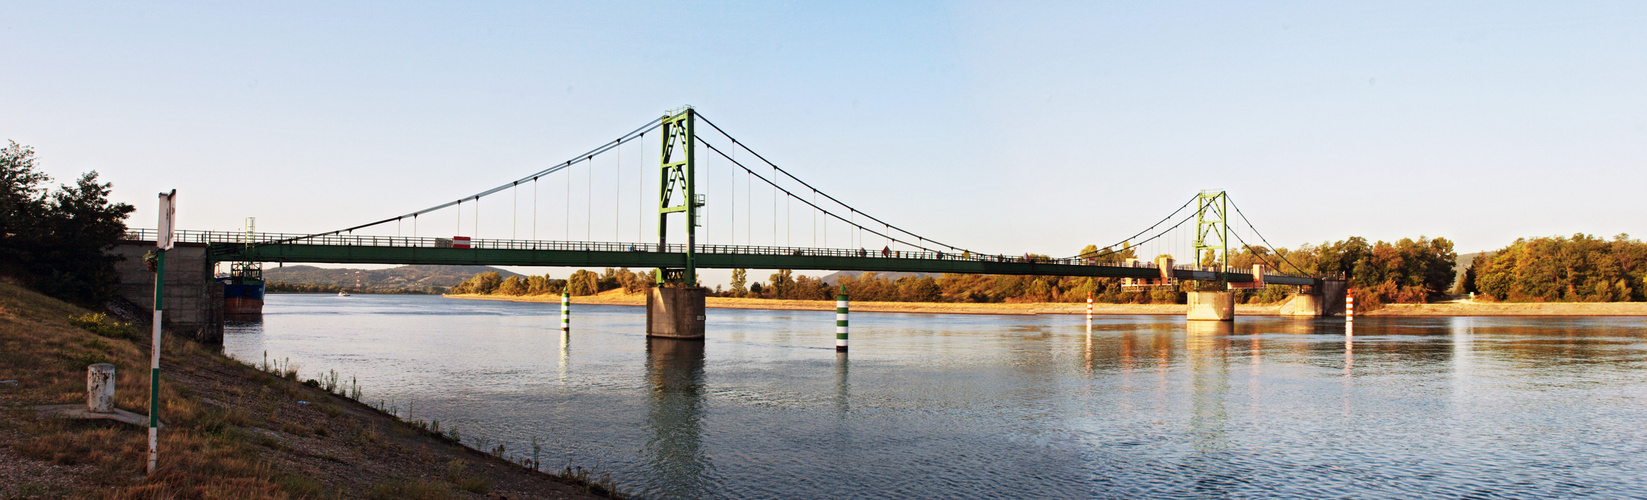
157, 190, 176, 250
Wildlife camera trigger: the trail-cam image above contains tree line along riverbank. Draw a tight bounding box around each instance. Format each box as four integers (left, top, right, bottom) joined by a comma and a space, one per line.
442, 233, 1645, 313
449, 289, 1647, 317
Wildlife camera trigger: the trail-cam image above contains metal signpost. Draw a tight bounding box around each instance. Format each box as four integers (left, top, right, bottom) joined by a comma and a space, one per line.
149, 189, 175, 474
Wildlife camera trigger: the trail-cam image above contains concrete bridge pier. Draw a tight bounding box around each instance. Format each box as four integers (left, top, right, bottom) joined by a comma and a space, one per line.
647, 286, 706, 339
1186, 291, 1235, 321
1277, 279, 1349, 317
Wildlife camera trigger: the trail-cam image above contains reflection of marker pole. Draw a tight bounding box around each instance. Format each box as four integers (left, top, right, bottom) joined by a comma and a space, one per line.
1086, 293, 1094, 331
561, 292, 570, 332
836, 287, 849, 352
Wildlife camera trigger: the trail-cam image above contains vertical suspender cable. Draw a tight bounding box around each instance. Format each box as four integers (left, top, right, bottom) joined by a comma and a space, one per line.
565, 158, 570, 241
512, 182, 518, 240
587, 156, 592, 242
616, 141, 621, 242
533, 177, 538, 241
772, 165, 777, 247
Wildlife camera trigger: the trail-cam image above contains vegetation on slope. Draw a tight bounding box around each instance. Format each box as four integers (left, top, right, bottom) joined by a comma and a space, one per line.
0, 281, 618, 499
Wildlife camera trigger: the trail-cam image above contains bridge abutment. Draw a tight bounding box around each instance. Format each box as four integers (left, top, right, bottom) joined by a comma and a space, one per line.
1186, 291, 1235, 321
647, 286, 706, 339
1275, 279, 1348, 318
112, 240, 223, 345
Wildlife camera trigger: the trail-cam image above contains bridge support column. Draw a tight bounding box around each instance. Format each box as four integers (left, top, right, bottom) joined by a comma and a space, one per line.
1278, 293, 1323, 317
1186, 291, 1235, 321
647, 286, 706, 339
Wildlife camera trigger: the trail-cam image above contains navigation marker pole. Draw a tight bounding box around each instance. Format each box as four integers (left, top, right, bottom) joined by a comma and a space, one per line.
149, 189, 176, 475
561, 292, 571, 332
836, 287, 849, 352
1345, 289, 1355, 337
1086, 293, 1094, 333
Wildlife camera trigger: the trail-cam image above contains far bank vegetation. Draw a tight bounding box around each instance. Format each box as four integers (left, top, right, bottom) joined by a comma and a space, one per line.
450, 235, 1466, 310
1457, 233, 1646, 302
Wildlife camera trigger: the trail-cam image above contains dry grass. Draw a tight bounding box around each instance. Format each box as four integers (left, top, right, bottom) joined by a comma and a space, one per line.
0, 281, 616, 499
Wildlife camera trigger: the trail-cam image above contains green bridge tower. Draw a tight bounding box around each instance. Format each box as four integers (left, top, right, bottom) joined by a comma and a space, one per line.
657, 106, 704, 286
1194, 190, 1230, 286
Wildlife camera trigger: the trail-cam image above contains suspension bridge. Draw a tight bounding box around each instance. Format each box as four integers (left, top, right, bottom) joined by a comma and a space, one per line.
121, 107, 1344, 341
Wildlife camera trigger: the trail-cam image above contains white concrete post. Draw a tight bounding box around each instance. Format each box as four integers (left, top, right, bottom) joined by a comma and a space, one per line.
87, 363, 116, 413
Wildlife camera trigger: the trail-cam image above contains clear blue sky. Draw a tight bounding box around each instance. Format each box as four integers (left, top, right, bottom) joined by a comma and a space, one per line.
4, 2, 1645, 281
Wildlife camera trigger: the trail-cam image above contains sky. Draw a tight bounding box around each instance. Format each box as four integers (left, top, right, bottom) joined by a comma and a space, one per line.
4, 1, 1645, 284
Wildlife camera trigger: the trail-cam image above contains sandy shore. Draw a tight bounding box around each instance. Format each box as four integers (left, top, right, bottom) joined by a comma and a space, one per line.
447, 292, 1647, 317
1371, 301, 1647, 316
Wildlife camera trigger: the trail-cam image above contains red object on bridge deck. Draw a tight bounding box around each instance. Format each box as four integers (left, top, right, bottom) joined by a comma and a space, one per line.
452, 236, 472, 249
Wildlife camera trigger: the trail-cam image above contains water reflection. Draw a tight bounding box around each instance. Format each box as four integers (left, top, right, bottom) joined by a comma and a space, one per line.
643, 338, 710, 498
833, 352, 850, 418
227, 296, 1647, 499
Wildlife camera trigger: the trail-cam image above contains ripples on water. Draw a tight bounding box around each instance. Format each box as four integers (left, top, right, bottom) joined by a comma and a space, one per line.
225, 295, 1647, 499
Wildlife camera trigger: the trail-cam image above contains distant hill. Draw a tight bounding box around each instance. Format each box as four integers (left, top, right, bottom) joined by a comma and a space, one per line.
263, 265, 521, 291
817, 270, 935, 285
1450, 251, 1496, 293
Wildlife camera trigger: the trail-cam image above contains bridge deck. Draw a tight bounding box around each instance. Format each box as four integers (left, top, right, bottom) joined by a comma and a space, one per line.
128, 229, 1317, 286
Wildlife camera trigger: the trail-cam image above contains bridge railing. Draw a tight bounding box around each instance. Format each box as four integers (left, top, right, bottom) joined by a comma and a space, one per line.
120, 229, 1313, 279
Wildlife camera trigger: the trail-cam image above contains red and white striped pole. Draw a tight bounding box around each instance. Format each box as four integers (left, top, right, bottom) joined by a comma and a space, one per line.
1346, 289, 1355, 323
1085, 292, 1093, 332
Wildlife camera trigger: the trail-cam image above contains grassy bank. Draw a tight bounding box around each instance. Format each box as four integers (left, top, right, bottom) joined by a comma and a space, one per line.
451, 290, 1647, 317
0, 281, 619, 499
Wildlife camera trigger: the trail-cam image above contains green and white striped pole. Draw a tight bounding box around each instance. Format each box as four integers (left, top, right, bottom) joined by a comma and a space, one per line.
835, 287, 848, 352
149, 189, 176, 475
560, 292, 570, 332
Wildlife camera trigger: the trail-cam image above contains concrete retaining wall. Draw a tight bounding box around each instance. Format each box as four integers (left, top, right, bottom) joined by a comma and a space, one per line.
111, 240, 223, 344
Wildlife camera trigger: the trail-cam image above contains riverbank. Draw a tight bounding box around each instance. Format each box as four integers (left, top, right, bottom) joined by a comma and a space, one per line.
449, 291, 1647, 317
0, 282, 617, 499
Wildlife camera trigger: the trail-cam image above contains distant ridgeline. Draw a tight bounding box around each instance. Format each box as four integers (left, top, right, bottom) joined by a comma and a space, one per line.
1458, 234, 1646, 302
264, 265, 520, 294
448, 236, 1467, 308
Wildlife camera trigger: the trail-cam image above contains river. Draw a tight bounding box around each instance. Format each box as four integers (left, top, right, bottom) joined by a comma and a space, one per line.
224, 294, 1647, 499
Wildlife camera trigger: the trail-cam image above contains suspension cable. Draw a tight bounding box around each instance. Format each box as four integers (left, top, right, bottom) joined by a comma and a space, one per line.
1066, 194, 1199, 260
696, 113, 975, 254
699, 138, 977, 255
263, 117, 662, 246
1226, 195, 1308, 275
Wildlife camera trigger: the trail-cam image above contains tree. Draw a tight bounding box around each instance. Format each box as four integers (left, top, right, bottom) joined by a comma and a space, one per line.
497, 276, 527, 295
0, 142, 135, 304
454, 271, 503, 294
729, 268, 748, 297
567, 269, 599, 296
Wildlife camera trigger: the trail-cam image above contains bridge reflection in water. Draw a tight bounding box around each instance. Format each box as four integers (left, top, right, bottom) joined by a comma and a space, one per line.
643, 338, 710, 498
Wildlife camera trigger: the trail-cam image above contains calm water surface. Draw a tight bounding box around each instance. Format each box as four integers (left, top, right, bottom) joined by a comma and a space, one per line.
225, 294, 1647, 499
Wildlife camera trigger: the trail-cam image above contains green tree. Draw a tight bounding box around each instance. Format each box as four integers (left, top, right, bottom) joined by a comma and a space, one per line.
729, 268, 748, 297
567, 269, 599, 296
0, 142, 135, 304
497, 276, 527, 295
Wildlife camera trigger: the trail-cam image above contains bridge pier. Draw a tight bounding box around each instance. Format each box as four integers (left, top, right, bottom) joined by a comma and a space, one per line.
1277, 279, 1348, 318
1186, 291, 1235, 321
647, 286, 706, 339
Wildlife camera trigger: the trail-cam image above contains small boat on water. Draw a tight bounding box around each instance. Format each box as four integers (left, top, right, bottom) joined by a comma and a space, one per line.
338, 291, 351, 297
